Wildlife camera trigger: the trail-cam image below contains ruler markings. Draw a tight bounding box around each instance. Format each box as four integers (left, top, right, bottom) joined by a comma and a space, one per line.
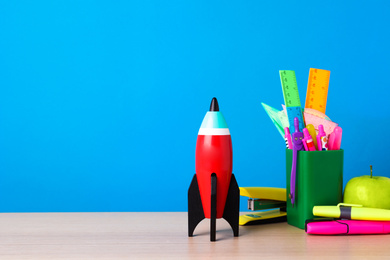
305, 68, 330, 114
279, 70, 304, 133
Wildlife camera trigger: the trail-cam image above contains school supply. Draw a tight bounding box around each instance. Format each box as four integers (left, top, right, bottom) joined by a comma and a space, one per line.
305, 219, 390, 235
316, 125, 328, 151
261, 102, 285, 139
303, 108, 338, 134
286, 149, 344, 229
304, 108, 331, 121
305, 68, 330, 114
239, 210, 287, 226
328, 126, 342, 150
301, 130, 309, 151
303, 128, 316, 151
328, 132, 335, 150
260, 68, 344, 230
239, 187, 287, 225
305, 124, 318, 150
240, 187, 286, 201
284, 127, 292, 149
290, 117, 304, 207
278, 108, 290, 129
286, 107, 304, 133
329, 126, 342, 150
280, 70, 304, 133
313, 203, 390, 221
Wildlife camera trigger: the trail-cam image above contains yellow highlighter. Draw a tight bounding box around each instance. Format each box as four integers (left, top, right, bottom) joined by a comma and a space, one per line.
313, 203, 390, 221
306, 124, 318, 150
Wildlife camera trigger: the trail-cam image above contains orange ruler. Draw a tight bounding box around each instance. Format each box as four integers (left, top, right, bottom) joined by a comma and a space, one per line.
304, 68, 330, 114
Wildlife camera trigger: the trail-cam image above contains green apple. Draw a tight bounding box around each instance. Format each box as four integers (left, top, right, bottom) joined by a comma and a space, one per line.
344, 165, 390, 209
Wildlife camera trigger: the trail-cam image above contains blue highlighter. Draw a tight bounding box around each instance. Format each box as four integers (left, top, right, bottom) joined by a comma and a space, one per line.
290, 117, 304, 207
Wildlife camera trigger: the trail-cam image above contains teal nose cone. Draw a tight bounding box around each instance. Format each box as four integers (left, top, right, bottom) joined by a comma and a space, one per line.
199, 98, 229, 130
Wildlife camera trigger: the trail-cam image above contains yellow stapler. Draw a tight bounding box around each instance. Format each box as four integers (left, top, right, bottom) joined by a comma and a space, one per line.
239, 187, 287, 225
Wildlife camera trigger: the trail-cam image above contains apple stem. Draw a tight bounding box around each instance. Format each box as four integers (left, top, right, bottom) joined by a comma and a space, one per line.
370, 165, 373, 178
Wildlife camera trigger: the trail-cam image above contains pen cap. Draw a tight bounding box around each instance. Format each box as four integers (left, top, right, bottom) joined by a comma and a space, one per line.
385, 222, 390, 233
313, 206, 342, 218
318, 125, 326, 136
303, 128, 311, 140
284, 127, 290, 136
306, 220, 348, 235
332, 127, 342, 150
328, 132, 335, 150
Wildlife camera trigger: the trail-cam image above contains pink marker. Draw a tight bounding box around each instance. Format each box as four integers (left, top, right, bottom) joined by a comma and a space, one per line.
301, 128, 309, 151
328, 132, 335, 150
303, 128, 315, 151
306, 219, 390, 235
284, 127, 293, 149
332, 127, 342, 150
316, 125, 328, 151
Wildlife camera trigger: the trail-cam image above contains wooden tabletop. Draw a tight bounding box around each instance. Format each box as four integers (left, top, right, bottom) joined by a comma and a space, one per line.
0, 212, 389, 259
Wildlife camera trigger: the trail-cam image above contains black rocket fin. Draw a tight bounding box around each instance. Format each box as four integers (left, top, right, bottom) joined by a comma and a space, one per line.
210, 173, 217, 242
222, 174, 240, 237
188, 174, 205, 237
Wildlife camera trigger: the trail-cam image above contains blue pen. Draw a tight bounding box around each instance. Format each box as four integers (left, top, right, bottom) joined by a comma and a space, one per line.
290, 117, 304, 207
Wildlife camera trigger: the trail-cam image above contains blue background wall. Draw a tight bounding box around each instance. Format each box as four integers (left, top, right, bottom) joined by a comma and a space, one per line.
1, 1, 389, 212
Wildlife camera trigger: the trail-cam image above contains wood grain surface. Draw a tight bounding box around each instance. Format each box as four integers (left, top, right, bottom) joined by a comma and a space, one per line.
0, 212, 389, 259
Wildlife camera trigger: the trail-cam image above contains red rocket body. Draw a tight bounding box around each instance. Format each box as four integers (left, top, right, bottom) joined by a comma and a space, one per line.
195, 98, 233, 219
188, 97, 239, 241
196, 135, 232, 218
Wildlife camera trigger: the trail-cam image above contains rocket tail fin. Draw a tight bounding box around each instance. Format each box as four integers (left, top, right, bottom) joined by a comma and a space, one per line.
223, 174, 239, 237
210, 173, 217, 241
188, 174, 205, 237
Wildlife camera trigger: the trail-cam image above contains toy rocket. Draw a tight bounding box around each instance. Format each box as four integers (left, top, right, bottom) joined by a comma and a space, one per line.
188, 97, 239, 242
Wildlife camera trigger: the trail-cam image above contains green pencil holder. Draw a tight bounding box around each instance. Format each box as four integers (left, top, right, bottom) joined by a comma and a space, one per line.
286, 149, 344, 229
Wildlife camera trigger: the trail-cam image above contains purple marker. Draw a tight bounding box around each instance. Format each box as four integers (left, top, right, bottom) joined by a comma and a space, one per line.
290, 117, 304, 207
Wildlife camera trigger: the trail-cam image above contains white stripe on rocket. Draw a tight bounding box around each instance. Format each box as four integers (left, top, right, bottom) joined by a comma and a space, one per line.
198, 128, 230, 135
